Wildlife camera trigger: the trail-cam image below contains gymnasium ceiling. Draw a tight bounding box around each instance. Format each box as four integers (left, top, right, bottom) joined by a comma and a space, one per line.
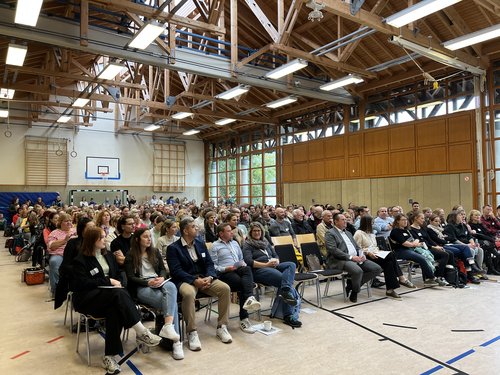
0, 0, 499, 140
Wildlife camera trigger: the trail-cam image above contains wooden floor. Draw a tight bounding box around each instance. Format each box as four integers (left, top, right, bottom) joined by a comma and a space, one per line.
1, 231, 500, 375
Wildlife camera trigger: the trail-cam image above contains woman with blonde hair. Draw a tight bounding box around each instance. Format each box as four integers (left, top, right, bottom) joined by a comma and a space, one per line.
157, 220, 180, 257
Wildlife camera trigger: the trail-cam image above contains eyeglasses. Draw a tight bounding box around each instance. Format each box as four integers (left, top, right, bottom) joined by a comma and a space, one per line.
251, 229, 262, 232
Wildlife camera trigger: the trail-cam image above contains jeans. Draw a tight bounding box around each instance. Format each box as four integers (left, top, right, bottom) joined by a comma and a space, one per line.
137, 281, 179, 334
49, 254, 63, 296
443, 244, 473, 260
218, 266, 255, 320
252, 262, 296, 316
395, 248, 434, 280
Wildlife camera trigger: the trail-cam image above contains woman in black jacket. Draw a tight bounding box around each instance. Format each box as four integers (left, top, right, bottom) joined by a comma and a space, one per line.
468, 210, 500, 275
72, 226, 161, 375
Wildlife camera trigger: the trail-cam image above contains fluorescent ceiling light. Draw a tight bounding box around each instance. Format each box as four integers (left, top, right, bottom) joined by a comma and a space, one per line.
390, 36, 486, 75
385, 0, 462, 28
364, 116, 378, 121
417, 100, 444, 109
172, 112, 192, 119
443, 24, 500, 51
265, 59, 308, 79
6, 44, 28, 66
0, 109, 9, 118
319, 75, 364, 91
15, 0, 43, 26
0, 88, 15, 99
215, 118, 236, 126
129, 22, 165, 50
98, 62, 125, 80
183, 129, 200, 135
145, 124, 161, 131
351, 119, 360, 124
72, 98, 90, 107
57, 115, 72, 123
215, 85, 250, 100
266, 96, 298, 109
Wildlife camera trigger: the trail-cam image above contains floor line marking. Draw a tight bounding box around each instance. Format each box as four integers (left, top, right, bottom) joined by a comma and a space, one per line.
10, 351, 30, 359
383, 322, 417, 330
47, 335, 64, 343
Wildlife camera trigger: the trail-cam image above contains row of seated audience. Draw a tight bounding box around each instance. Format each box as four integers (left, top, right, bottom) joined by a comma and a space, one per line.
6, 199, 500, 374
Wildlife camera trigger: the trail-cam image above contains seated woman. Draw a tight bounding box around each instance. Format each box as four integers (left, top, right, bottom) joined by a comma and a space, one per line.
468, 210, 500, 275
354, 216, 416, 300
96, 209, 114, 237
156, 220, 179, 258
72, 227, 161, 375
409, 212, 452, 286
125, 228, 183, 360
201, 211, 218, 243
225, 213, 245, 247
47, 213, 77, 298
389, 214, 441, 286
242, 222, 301, 328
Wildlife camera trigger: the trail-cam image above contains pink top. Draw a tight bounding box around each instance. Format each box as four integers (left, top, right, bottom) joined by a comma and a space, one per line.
47, 228, 76, 256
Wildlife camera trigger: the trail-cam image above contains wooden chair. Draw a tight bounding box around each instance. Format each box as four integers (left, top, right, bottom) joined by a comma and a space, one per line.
271, 235, 294, 246
296, 233, 316, 246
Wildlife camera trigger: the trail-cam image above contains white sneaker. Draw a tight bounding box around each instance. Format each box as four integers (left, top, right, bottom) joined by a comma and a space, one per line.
188, 331, 202, 351
172, 341, 184, 360
216, 325, 232, 343
159, 323, 180, 342
242, 296, 261, 312
240, 318, 256, 334
103, 355, 121, 375
136, 329, 162, 347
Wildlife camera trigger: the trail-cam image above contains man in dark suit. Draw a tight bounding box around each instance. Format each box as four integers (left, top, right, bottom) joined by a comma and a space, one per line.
167, 217, 232, 351
325, 213, 382, 302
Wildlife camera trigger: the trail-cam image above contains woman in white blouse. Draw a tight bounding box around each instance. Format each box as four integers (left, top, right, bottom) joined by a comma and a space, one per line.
354, 215, 416, 300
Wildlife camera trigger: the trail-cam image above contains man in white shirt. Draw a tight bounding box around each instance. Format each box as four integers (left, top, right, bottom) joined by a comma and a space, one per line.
374, 207, 394, 238
324, 213, 382, 302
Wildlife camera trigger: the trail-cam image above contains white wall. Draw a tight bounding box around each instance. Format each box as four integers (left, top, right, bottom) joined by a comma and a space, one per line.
0, 106, 205, 202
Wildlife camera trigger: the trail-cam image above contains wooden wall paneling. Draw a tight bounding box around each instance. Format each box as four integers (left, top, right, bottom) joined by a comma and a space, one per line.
308, 139, 325, 160
364, 129, 389, 153
421, 174, 460, 211
348, 156, 361, 177
416, 146, 447, 173
416, 118, 446, 147
324, 136, 345, 158
449, 143, 473, 171
282, 144, 294, 165
348, 134, 362, 156
389, 150, 416, 175
459, 172, 474, 212
308, 160, 325, 180
364, 153, 389, 176
292, 162, 309, 181
293, 143, 308, 162
325, 158, 346, 179
390, 124, 415, 150
282, 164, 293, 182
341, 179, 371, 207
283, 183, 290, 204
448, 113, 472, 143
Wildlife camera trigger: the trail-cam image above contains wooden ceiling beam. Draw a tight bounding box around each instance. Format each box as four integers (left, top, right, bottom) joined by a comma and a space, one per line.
442, 7, 482, 57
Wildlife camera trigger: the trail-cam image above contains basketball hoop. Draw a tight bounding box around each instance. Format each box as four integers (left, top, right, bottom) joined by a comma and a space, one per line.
100, 172, 109, 183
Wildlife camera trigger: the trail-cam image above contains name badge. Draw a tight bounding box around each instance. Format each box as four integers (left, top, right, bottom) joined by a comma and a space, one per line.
90, 267, 99, 276
201, 252, 206, 258
418, 232, 422, 236
403, 233, 408, 236
477, 229, 481, 232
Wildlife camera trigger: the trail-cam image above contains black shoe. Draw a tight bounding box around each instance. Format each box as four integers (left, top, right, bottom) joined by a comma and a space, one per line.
349, 291, 358, 303
345, 280, 352, 297
279, 288, 298, 306
283, 315, 302, 328
371, 279, 386, 288
467, 275, 481, 284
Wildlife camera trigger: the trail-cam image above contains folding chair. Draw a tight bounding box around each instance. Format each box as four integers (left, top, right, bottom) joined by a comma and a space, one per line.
274, 244, 321, 306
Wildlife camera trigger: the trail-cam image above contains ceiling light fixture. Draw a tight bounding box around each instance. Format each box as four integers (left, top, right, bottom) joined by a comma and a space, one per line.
443, 24, 500, 51
215, 118, 236, 126
6, 44, 28, 66
98, 62, 125, 80
72, 98, 90, 107
384, 0, 462, 28
57, 115, 72, 123
172, 112, 192, 119
390, 36, 486, 75
364, 116, 378, 121
15, 0, 43, 26
266, 96, 298, 109
144, 124, 161, 131
0, 88, 15, 99
183, 129, 200, 135
417, 100, 444, 109
215, 85, 251, 100
265, 59, 308, 79
0, 109, 9, 118
319, 75, 364, 91
129, 22, 166, 50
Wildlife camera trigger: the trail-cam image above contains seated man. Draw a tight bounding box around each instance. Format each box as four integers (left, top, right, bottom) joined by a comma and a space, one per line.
291, 209, 313, 235
480, 204, 500, 238
307, 205, 323, 233
316, 210, 333, 257
374, 207, 393, 238
325, 213, 382, 302
210, 223, 261, 334
269, 207, 298, 247
167, 217, 232, 351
